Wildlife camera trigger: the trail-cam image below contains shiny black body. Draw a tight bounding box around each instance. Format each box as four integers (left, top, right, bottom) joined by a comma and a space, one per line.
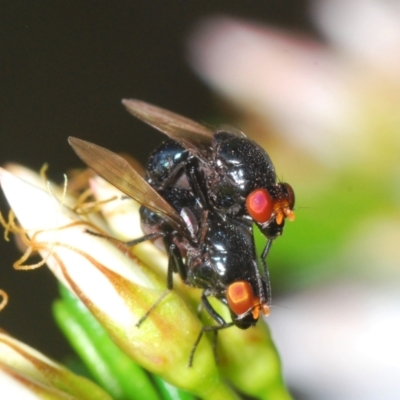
207, 131, 287, 239
146, 132, 287, 241
140, 126, 284, 328
206, 131, 277, 212
141, 146, 270, 329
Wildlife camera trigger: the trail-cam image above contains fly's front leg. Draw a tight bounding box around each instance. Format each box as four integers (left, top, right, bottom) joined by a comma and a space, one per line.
260, 239, 272, 272
188, 291, 234, 367
156, 161, 187, 191
260, 239, 273, 304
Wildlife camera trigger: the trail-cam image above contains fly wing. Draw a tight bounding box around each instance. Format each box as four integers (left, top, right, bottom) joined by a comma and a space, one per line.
68, 137, 187, 233
122, 99, 213, 160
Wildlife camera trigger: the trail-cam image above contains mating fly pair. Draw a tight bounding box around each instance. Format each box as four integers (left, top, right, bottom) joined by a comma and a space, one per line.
69, 100, 295, 365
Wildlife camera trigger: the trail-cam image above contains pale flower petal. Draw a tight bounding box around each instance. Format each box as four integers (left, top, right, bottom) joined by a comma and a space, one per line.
188, 17, 357, 165
0, 331, 112, 399
312, 0, 400, 79
88, 176, 171, 281
0, 370, 44, 400
188, 7, 400, 399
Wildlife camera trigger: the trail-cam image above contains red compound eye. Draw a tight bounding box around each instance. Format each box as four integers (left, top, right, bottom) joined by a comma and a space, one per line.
226, 281, 254, 316
246, 188, 273, 223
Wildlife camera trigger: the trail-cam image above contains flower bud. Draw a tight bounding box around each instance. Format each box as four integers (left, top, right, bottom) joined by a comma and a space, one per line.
0, 168, 235, 399
0, 331, 112, 399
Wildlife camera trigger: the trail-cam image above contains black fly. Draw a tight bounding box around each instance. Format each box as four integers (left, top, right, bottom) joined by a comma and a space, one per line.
122, 100, 295, 259
68, 99, 295, 366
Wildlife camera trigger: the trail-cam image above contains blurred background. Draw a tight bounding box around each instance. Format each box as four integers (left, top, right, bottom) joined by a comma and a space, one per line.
1, 1, 400, 399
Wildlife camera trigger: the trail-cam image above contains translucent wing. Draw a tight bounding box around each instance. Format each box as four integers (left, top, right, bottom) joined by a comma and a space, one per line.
122, 99, 214, 160
68, 137, 187, 233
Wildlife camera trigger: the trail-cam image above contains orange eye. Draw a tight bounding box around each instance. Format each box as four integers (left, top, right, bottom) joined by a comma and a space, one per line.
226, 281, 254, 316
246, 188, 273, 223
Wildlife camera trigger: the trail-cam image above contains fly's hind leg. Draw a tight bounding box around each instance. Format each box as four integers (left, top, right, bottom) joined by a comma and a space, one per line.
85, 225, 189, 333
135, 234, 187, 327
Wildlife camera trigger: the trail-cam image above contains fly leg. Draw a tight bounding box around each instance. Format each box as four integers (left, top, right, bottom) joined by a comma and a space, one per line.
260, 239, 272, 270
155, 161, 188, 191
84, 229, 164, 247
135, 233, 187, 326
184, 160, 209, 209
260, 239, 273, 303
87, 228, 187, 326
188, 291, 234, 367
